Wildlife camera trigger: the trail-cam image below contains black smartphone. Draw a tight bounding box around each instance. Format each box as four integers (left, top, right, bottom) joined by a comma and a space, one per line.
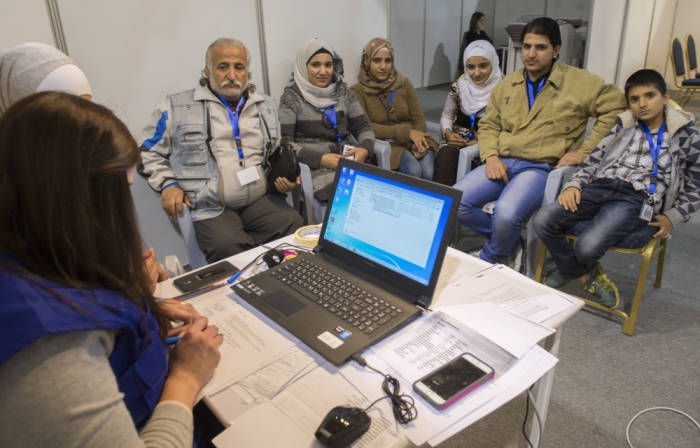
173, 260, 239, 293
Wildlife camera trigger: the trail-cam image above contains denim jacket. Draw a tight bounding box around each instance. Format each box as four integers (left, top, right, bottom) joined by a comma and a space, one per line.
139, 84, 280, 221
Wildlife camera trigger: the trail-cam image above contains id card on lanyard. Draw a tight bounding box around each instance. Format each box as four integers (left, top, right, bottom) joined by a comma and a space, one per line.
218, 94, 260, 186
639, 121, 666, 221
323, 106, 343, 143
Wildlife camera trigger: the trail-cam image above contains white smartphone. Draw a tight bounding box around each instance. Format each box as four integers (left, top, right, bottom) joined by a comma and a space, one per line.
412, 353, 494, 410
342, 144, 355, 161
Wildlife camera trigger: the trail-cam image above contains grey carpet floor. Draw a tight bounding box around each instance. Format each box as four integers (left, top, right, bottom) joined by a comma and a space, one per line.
415, 94, 700, 447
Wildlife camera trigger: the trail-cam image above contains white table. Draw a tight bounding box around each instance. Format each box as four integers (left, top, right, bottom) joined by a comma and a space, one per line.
159, 236, 583, 447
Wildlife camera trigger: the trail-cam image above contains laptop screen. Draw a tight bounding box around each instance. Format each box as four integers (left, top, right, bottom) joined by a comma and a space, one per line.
322, 164, 453, 286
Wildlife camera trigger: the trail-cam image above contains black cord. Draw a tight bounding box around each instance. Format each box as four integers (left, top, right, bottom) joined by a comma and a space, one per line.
523, 385, 535, 448
352, 354, 417, 425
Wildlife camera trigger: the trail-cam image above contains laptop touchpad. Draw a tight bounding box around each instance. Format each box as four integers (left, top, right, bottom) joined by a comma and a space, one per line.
262, 290, 306, 316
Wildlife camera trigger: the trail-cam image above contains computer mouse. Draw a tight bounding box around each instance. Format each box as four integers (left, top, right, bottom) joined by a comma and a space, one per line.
262, 249, 285, 269
315, 406, 371, 448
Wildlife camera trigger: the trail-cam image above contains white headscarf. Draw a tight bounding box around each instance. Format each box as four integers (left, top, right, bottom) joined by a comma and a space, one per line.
0, 42, 91, 115
290, 38, 343, 109
457, 40, 501, 116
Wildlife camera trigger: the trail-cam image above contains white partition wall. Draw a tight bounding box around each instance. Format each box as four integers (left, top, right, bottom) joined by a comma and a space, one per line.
262, 0, 388, 102
616, 0, 657, 91
424, 0, 463, 86
56, 0, 265, 266
0, 1, 54, 49
646, 0, 677, 87
390, 0, 426, 88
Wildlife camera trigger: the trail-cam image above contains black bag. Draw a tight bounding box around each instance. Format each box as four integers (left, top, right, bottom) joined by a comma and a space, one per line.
266, 142, 300, 194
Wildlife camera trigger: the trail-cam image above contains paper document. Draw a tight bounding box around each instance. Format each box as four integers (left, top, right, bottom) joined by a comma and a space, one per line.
435, 250, 492, 295
238, 347, 316, 399
438, 302, 554, 358
435, 265, 578, 324
188, 292, 299, 395
215, 366, 405, 448
370, 311, 517, 384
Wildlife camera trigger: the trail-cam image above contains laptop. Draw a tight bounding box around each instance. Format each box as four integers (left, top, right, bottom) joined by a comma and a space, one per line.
233, 158, 461, 365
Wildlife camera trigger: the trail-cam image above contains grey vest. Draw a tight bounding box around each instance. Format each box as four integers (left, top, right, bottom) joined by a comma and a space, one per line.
168, 89, 278, 221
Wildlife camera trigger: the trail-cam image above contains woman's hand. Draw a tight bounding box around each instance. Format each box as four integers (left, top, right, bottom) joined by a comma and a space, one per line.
159, 298, 200, 325
143, 248, 168, 294
345, 147, 369, 163
410, 144, 428, 160
484, 155, 508, 182
159, 316, 224, 408
445, 129, 468, 147
410, 129, 431, 153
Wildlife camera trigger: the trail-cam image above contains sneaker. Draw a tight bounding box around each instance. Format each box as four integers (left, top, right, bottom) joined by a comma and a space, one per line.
468, 249, 482, 258
581, 263, 620, 308
543, 268, 569, 289
504, 238, 525, 274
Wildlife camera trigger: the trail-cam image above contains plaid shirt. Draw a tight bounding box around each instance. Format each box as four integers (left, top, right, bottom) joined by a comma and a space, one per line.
599, 123, 671, 211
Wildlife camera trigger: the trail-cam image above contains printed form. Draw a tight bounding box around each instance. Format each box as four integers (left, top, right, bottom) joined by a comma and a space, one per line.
189, 292, 299, 395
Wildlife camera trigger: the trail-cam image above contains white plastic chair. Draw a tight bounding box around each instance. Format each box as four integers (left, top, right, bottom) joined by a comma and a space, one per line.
299, 140, 391, 225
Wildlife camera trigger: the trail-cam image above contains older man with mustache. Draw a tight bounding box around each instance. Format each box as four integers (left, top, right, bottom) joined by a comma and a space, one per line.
139, 38, 303, 262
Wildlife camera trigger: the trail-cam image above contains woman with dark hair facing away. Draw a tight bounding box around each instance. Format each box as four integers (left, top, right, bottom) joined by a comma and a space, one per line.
351, 37, 438, 179
433, 40, 502, 186
279, 38, 375, 202
0, 92, 223, 447
457, 12, 493, 77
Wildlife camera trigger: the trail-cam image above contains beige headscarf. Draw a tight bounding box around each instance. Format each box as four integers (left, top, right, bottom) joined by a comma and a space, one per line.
0, 43, 91, 115
357, 38, 397, 92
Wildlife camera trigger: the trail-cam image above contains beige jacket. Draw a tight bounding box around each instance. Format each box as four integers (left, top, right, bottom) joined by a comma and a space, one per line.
478, 62, 627, 164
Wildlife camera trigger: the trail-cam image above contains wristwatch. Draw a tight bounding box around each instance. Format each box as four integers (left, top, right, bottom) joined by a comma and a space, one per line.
442, 129, 450, 141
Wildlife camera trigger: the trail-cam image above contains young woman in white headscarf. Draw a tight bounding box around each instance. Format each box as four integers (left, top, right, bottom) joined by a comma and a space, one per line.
279, 38, 375, 202
351, 37, 438, 180
433, 40, 501, 186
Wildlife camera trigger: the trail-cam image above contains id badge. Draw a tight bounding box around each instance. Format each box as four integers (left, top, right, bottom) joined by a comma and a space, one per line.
237, 166, 260, 186
639, 202, 654, 222
342, 144, 355, 161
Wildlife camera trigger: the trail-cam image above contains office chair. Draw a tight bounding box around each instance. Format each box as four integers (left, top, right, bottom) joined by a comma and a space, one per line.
669, 37, 700, 106
299, 140, 391, 225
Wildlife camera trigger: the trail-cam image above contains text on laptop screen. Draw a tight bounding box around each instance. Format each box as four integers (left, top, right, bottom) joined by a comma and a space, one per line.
323, 166, 453, 286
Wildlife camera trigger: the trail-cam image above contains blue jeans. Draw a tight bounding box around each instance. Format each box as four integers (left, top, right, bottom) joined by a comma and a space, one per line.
533, 178, 649, 279
398, 149, 435, 180
454, 157, 552, 263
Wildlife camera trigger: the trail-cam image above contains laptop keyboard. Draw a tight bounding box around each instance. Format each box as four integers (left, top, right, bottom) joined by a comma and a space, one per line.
270, 258, 403, 334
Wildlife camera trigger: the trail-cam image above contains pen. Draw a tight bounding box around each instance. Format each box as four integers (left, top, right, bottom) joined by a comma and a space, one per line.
227, 271, 242, 284
165, 336, 181, 346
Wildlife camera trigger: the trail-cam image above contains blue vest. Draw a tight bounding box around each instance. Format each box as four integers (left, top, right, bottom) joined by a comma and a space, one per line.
0, 258, 167, 430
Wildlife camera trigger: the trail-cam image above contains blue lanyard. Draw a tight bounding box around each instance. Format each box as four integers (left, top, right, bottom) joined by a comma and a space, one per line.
375, 91, 395, 125
323, 106, 343, 142
639, 121, 666, 196
526, 75, 547, 110
218, 95, 246, 163
466, 107, 485, 140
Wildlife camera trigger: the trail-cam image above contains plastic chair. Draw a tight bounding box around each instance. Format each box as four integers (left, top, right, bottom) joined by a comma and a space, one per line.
669, 37, 700, 106
533, 220, 668, 336
299, 140, 391, 225
684, 34, 700, 79
454, 142, 582, 278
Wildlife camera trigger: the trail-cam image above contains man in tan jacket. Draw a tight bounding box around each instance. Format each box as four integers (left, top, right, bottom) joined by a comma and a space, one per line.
454, 17, 626, 270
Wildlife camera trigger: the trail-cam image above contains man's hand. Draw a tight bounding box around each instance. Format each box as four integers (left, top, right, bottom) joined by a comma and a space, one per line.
344, 147, 370, 163
445, 129, 468, 147
274, 176, 300, 194
649, 214, 673, 239
161, 186, 192, 218
485, 155, 509, 182
143, 248, 168, 294
558, 187, 581, 211
556, 151, 586, 168
320, 153, 344, 170
409, 129, 431, 153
